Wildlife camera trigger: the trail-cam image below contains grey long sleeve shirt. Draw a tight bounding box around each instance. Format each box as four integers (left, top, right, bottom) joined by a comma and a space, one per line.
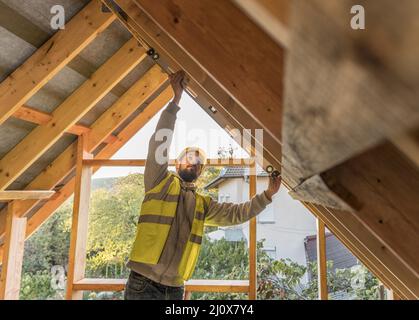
127, 102, 272, 286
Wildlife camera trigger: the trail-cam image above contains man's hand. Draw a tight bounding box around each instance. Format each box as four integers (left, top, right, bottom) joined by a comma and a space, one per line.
264, 175, 281, 201
169, 70, 186, 105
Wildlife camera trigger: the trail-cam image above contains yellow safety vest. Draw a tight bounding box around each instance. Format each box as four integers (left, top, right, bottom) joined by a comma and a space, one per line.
129, 172, 211, 280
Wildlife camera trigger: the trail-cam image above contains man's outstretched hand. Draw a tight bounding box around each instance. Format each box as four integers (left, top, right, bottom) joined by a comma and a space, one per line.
169, 70, 186, 105
264, 175, 281, 201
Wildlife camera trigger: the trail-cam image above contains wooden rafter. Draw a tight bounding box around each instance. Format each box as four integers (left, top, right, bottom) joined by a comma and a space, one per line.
0, 86, 173, 263
0, 38, 146, 191
0, 65, 168, 241
0, 0, 116, 126
110, 0, 283, 173
133, 0, 283, 141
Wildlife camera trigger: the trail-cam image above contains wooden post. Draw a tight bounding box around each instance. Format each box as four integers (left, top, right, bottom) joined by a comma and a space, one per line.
65, 134, 93, 300
184, 291, 192, 300
248, 147, 257, 300
387, 289, 402, 300
317, 218, 328, 300
0, 201, 27, 300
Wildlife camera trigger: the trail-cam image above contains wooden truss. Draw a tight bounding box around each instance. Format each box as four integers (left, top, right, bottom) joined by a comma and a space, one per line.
65, 140, 259, 299
0, 0, 417, 300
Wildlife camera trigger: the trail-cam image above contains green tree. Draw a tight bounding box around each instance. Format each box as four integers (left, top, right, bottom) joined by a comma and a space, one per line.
20, 201, 72, 299
86, 173, 145, 279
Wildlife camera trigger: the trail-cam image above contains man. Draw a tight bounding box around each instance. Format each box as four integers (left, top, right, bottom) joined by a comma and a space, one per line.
124, 71, 281, 300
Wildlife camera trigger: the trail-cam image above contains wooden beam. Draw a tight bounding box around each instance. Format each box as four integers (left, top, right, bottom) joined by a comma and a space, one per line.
111, 0, 283, 172
0, 202, 27, 300
133, 0, 283, 142
282, 0, 419, 185
13, 106, 52, 125
232, 0, 290, 48
0, 38, 146, 191
248, 147, 257, 300
316, 219, 328, 300
66, 135, 93, 300
73, 278, 249, 293
82, 158, 254, 167
0, 0, 116, 126
185, 280, 249, 293
12, 106, 117, 143
0, 66, 168, 243
0, 87, 173, 253
319, 142, 419, 278
0, 191, 55, 201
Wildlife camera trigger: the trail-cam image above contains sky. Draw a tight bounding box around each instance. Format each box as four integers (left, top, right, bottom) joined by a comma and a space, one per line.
93, 93, 248, 179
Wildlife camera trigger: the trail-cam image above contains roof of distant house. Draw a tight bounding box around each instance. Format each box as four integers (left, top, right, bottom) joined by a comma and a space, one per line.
204, 165, 269, 189
304, 233, 359, 276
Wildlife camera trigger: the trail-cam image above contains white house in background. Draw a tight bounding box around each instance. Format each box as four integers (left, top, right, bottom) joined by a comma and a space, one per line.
204, 166, 359, 284
204, 166, 318, 268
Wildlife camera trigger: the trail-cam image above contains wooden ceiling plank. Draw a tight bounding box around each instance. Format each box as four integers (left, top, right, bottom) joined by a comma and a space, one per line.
319, 142, 419, 277
0, 0, 116, 126
110, 0, 282, 173
133, 0, 284, 142
282, 0, 419, 185
231, 0, 290, 48
0, 65, 168, 239
0, 38, 146, 191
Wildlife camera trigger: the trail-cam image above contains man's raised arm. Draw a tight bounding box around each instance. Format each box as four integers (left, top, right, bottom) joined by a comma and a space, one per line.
144, 71, 185, 192
204, 175, 282, 226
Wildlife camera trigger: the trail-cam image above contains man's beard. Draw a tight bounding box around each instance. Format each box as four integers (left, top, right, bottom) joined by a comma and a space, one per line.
178, 168, 198, 182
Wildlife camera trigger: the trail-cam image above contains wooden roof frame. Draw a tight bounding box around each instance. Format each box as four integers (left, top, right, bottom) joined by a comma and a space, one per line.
0, 0, 417, 300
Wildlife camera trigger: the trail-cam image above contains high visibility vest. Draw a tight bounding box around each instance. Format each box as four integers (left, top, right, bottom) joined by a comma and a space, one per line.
129, 172, 211, 280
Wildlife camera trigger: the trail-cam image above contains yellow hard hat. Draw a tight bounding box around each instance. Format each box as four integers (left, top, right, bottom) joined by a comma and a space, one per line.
176, 147, 207, 165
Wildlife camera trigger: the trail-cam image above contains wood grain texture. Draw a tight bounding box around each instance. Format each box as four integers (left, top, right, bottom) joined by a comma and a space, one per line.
112, 0, 282, 172
282, 0, 419, 187
0, 0, 116, 126
321, 142, 419, 278
316, 219, 328, 300
0, 191, 55, 201
134, 0, 284, 142
232, 0, 290, 48
65, 135, 92, 300
0, 202, 26, 300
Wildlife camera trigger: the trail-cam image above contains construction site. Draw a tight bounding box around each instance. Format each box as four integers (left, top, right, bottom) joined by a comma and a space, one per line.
0, 0, 418, 302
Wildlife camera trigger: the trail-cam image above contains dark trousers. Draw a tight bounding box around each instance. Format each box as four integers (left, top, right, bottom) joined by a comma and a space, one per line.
124, 271, 184, 300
